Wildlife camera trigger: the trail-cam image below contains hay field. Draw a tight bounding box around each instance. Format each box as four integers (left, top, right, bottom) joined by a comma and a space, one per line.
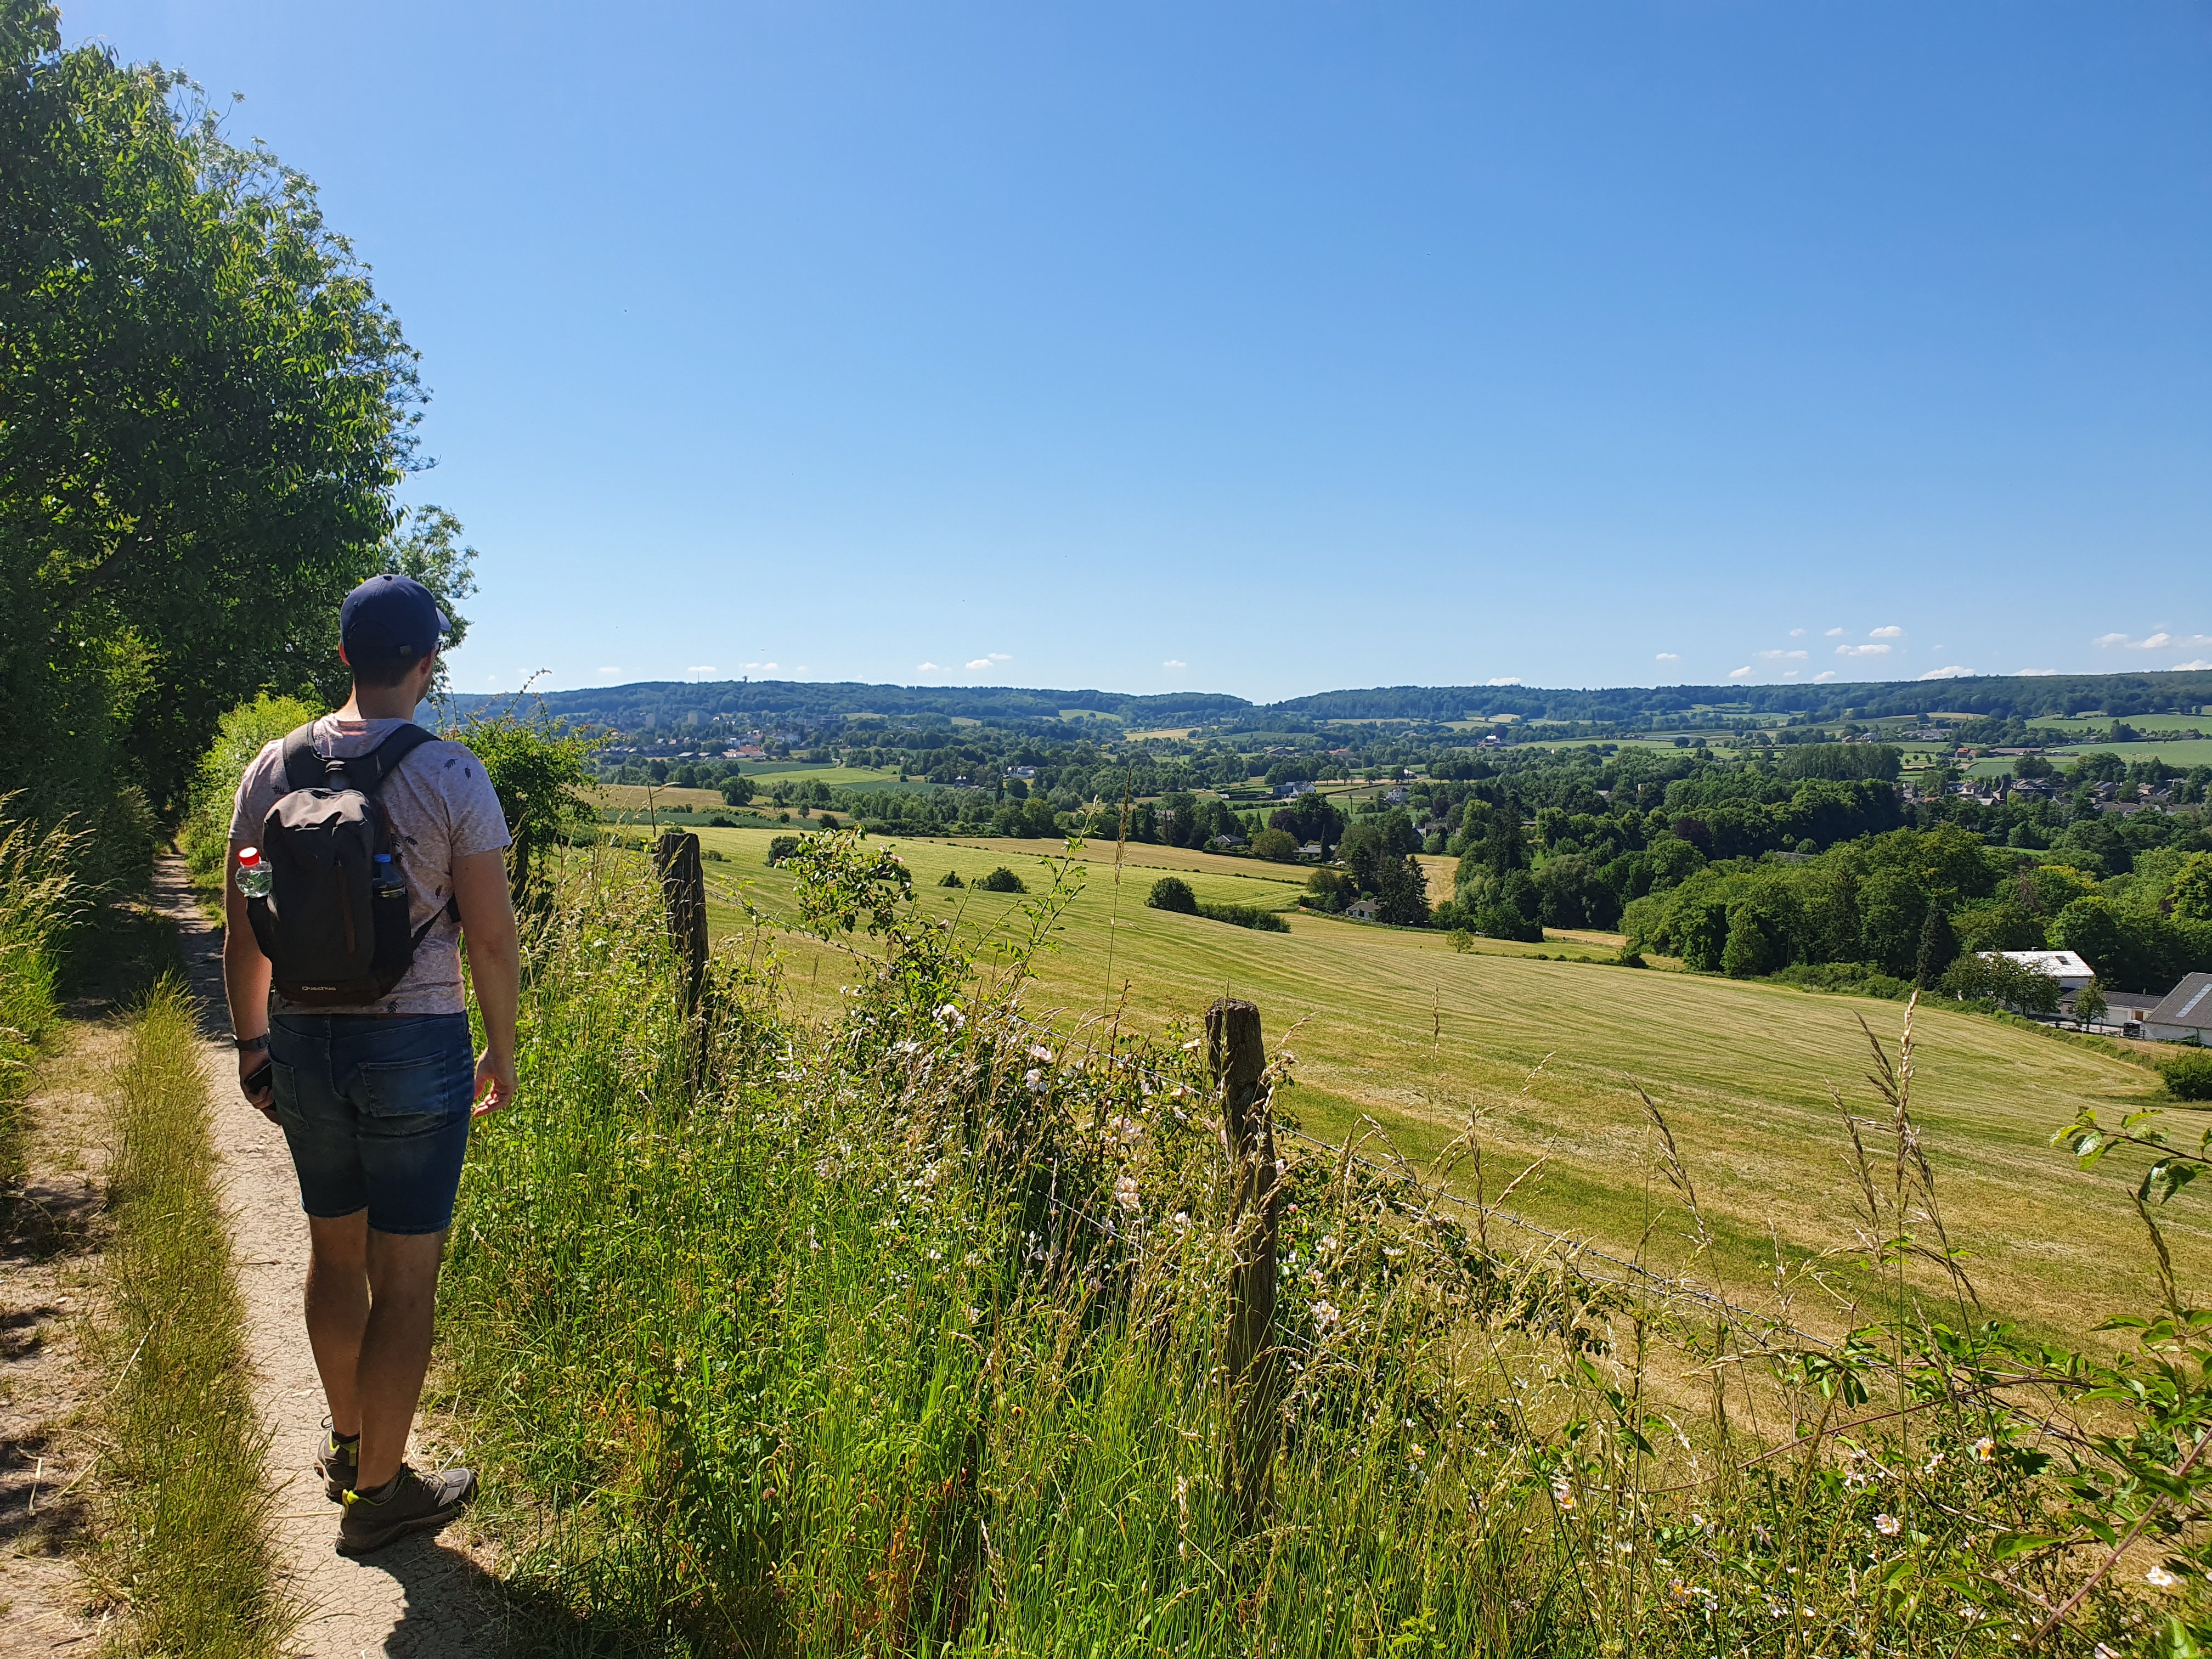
655, 826, 2207, 1350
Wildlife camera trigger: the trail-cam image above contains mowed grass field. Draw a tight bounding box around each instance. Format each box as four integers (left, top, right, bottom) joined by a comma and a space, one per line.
620, 826, 2210, 1351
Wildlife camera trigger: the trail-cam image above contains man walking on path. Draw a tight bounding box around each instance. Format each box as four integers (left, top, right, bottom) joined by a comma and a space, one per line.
223, 572, 520, 1556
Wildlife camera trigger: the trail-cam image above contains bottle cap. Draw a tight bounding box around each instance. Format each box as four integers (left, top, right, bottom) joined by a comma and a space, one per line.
239, 847, 261, 867
375, 853, 392, 864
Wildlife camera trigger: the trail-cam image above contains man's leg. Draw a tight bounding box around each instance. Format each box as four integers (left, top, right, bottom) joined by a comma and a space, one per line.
354, 1228, 448, 1492
304, 1211, 371, 1437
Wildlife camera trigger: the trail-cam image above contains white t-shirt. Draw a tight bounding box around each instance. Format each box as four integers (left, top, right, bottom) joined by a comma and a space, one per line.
230, 715, 512, 1016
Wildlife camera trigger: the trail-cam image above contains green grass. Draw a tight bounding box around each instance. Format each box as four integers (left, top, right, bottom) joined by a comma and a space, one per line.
668, 826, 2204, 1353
92, 979, 292, 1657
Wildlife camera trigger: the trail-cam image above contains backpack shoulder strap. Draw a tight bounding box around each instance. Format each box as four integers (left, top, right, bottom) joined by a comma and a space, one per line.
279, 724, 327, 793
337, 724, 441, 798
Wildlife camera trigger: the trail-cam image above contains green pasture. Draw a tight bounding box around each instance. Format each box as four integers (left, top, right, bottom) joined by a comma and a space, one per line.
645, 826, 2208, 1352
2042, 713, 2212, 733
2052, 738, 2212, 769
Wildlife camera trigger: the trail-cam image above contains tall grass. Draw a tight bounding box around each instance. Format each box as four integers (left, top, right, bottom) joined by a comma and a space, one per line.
442, 845, 2210, 1656
0, 797, 86, 1188
91, 979, 293, 1657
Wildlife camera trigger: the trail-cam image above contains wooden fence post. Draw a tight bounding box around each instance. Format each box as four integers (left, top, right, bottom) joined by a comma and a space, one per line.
1208, 996, 1282, 1538
653, 829, 710, 1032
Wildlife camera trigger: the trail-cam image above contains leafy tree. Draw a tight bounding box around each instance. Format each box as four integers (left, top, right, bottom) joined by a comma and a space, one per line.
377, 505, 475, 693
938, 868, 963, 888
455, 707, 601, 907
719, 773, 756, 807
1372, 854, 1431, 927
1146, 876, 1197, 914
766, 835, 800, 865
2013, 752, 2056, 780
2172, 853, 2212, 924
1251, 827, 1299, 862
1721, 904, 1773, 978
976, 866, 1026, 893
2073, 978, 2107, 1029
2, 8, 424, 819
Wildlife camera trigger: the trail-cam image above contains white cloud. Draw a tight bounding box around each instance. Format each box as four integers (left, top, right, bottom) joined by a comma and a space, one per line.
1918, 665, 1973, 680
1756, 649, 1809, 662
989, 652, 1012, 662
2175, 658, 2212, 671
484, 674, 499, 685
1486, 676, 1521, 686
965, 658, 995, 671
2097, 630, 2212, 651
1814, 670, 1838, 682
1788, 628, 1805, 637
916, 662, 941, 673
2015, 668, 2061, 676
686, 665, 717, 677
1825, 627, 1846, 637
1163, 658, 1187, 669
793, 666, 809, 674
1726, 665, 1753, 681
760, 663, 778, 673
1869, 625, 1905, 640
1835, 643, 1892, 658
1655, 652, 1680, 664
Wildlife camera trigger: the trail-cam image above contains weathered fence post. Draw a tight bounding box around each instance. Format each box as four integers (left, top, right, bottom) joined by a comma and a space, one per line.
653, 831, 712, 1084
1208, 996, 1282, 1538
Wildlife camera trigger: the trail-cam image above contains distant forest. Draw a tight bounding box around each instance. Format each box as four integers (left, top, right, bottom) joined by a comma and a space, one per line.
445, 669, 2212, 733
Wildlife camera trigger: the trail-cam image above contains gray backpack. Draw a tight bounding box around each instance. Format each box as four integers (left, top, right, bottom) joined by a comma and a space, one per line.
243, 724, 459, 1006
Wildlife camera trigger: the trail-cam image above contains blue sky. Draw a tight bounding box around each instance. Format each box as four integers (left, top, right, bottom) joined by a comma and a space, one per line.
65, 2, 2212, 701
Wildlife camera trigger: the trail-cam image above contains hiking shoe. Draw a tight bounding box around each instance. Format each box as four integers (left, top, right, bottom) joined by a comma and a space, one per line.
335, 1463, 477, 1556
314, 1426, 358, 1504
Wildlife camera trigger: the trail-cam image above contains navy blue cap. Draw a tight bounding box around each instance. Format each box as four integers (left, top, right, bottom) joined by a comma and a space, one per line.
340, 572, 448, 668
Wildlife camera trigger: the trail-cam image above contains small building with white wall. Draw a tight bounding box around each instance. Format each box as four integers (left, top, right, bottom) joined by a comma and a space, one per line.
2145, 973, 2212, 1045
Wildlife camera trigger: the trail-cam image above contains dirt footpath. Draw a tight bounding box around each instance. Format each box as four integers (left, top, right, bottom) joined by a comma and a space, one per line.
0, 1014, 121, 1652
155, 857, 503, 1658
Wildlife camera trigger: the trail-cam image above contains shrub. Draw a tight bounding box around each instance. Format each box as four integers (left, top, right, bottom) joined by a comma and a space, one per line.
939, 869, 964, 889
179, 693, 323, 893
767, 834, 801, 866
976, 866, 1027, 894
1447, 928, 1474, 953
2161, 1048, 2212, 1102
1195, 901, 1289, 933
1147, 876, 1198, 914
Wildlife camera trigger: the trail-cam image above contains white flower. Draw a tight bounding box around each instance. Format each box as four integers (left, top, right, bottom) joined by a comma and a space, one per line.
933, 1003, 965, 1030
1972, 1436, 1996, 1463
1104, 1113, 1144, 1146
1171, 1210, 1190, 1231
1551, 1480, 1577, 1512
1180, 1037, 1201, 1051
1409, 1442, 1425, 1460
1028, 1043, 1054, 1062
2146, 1565, 2181, 1590
1875, 1514, 1900, 1537
1311, 1299, 1340, 1330
1024, 1068, 1043, 1091
1113, 1170, 1141, 1212
1922, 1451, 1943, 1474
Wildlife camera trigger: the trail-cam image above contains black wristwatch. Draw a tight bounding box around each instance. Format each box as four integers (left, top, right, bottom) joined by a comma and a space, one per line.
235, 1033, 270, 1055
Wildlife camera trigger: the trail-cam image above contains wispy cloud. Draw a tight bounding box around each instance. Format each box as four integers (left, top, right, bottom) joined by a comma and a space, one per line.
1163, 658, 1187, 669
1486, 676, 1521, 686
2095, 630, 2212, 651
989, 652, 1012, 662
964, 658, 995, 671
1835, 643, 1891, 658
1825, 627, 1846, 637
685, 665, 717, 678
1918, 665, 1972, 680
1788, 628, 1805, 638
1655, 652, 1680, 664
916, 662, 942, 673
2176, 658, 2212, 672
2015, 668, 2060, 676
1726, 665, 1753, 681
1756, 648, 1809, 662
596, 665, 620, 676
1869, 625, 1904, 640
1814, 670, 1837, 682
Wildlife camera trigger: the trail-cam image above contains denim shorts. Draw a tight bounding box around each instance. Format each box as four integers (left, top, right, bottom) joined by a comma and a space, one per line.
267, 1013, 475, 1235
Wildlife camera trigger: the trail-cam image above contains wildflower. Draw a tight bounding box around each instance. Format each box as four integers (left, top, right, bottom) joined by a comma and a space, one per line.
1311, 1299, 1341, 1330
2146, 1565, 2181, 1590
1972, 1436, 1996, 1463
1181, 1037, 1201, 1051
1114, 1170, 1141, 1212
933, 1003, 965, 1031
1551, 1480, 1576, 1512
1105, 1113, 1144, 1146
1875, 1514, 1900, 1537
1171, 1210, 1190, 1232
1667, 1578, 1695, 1607
1024, 1068, 1043, 1092
1922, 1451, 1943, 1474
1409, 1443, 1426, 1460
1028, 1043, 1054, 1062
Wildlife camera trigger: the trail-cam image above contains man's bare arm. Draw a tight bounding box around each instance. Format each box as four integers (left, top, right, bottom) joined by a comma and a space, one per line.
453, 848, 521, 1115
222, 835, 277, 1117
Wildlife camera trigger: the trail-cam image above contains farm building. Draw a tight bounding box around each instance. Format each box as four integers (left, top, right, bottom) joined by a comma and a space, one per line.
1980, 950, 2094, 997
2145, 973, 2212, 1045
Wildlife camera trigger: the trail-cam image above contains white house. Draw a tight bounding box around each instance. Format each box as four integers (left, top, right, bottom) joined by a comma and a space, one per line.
2146, 973, 2212, 1045
1344, 898, 1381, 922
1980, 950, 2095, 996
